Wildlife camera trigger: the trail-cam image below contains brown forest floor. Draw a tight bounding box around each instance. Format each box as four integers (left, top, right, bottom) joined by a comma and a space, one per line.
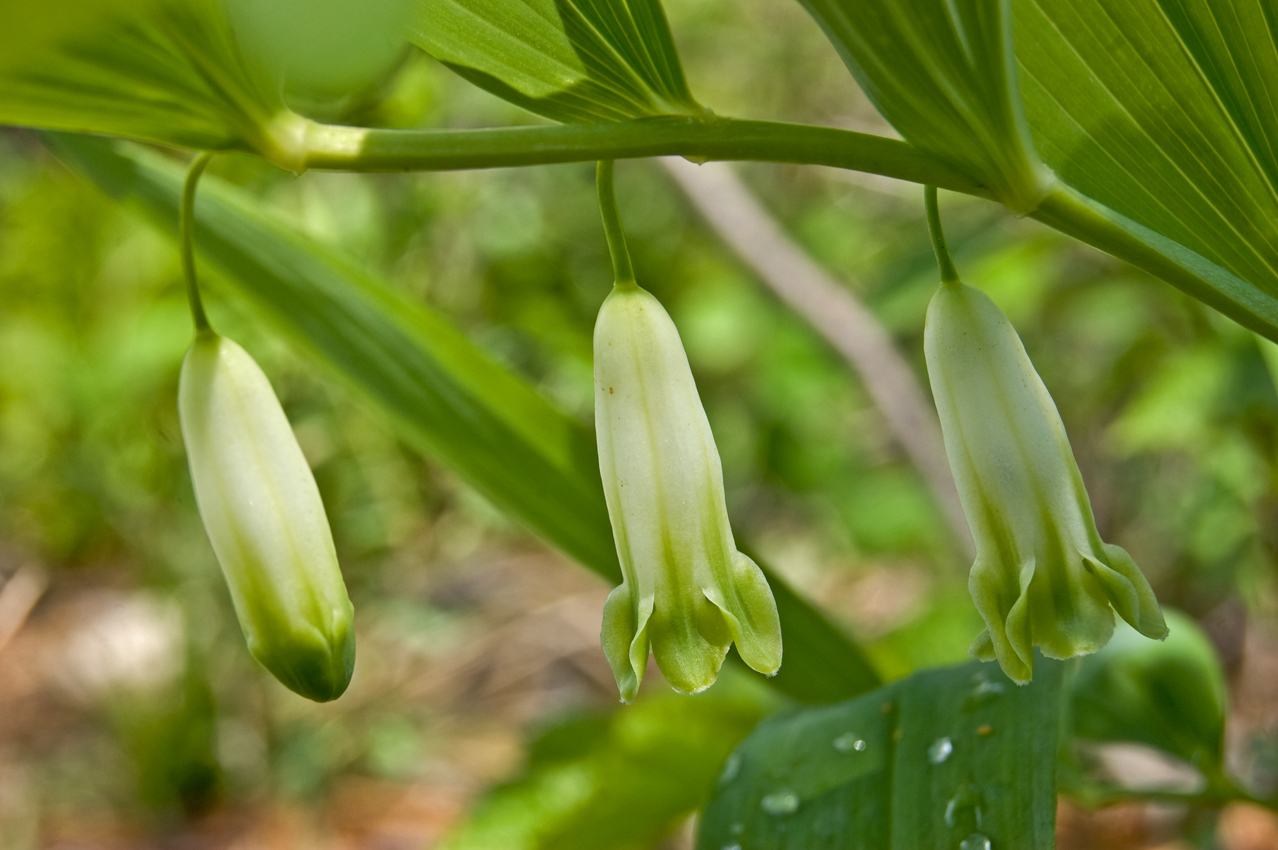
1, 548, 1277, 849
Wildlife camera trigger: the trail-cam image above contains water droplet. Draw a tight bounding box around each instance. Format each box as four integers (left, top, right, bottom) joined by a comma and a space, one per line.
944, 784, 983, 828
833, 732, 867, 753
729, 822, 744, 836
721, 845, 742, 850
960, 834, 991, 850
760, 790, 800, 816
928, 737, 954, 764
717, 753, 742, 786
964, 674, 1006, 710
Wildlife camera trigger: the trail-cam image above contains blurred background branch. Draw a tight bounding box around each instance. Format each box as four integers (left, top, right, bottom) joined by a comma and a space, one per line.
662, 157, 973, 559
0, 565, 47, 657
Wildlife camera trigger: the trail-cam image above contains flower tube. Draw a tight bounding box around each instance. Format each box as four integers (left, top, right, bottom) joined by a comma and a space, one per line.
594, 284, 782, 701
180, 331, 355, 701
922, 191, 1166, 683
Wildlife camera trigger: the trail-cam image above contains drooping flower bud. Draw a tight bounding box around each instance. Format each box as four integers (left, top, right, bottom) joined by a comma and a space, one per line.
179, 331, 354, 702
594, 284, 782, 701
924, 280, 1167, 684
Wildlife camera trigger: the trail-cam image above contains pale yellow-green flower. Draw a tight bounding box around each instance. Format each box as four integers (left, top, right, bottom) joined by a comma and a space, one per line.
594, 284, 781, 701
179, 331, 354, 702
925, 280, 1167, 683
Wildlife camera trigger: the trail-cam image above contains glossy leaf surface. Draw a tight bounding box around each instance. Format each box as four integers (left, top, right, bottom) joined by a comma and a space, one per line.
796, 0, 1048, 211
698, 658, 1063, 850
50, 132, 881, 704
412, 0, 701, 122
1016, 0, 1278, 336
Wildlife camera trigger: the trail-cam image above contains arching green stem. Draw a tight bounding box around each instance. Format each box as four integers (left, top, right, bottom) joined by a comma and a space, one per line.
597, 161, 636, 289
182, 152, 215, 332
925, 185, 960, 285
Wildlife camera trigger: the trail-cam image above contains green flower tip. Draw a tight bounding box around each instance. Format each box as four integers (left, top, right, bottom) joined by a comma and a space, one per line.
249, 612, 356, 702
924, 281, 1167, 684
180, 333, 356, 703
594, 285, 782, 701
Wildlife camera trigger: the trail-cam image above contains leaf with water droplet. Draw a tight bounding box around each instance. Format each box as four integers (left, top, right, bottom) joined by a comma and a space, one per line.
833, 732, 867, 753
960, 834, 992, 850
964, 677, 1006, 711
717, 753, 742, 787
698, 657, 1062, 850
760, 790, 800, 816
944, 783, 984, 830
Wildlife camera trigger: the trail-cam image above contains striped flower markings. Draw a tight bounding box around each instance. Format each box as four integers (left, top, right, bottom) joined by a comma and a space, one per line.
176, 155, 353, 702
180, 332, 355, 701
594, 284, 782, 701
922, 187, 1166, 683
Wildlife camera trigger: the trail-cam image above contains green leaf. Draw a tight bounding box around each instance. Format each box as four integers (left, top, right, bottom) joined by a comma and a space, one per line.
0, 0, 151, 77
1069, 609, 1227, 767
411, 0, 702, 123
49, 132, 881, 704
795, 0, 1049, 211
1016, 0, 1278, 337
440, 679, 775, 850
223, 0, 413, 112
698, 658, 1064, 850
0, 0, 288, 158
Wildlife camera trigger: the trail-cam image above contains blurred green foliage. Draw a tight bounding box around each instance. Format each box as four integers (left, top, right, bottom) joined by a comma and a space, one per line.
1070, 609, 1227, 768
441, 674, 777, 850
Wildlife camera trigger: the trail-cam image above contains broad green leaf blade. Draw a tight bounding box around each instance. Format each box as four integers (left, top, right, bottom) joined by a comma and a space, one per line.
1016, 0, 1278, 337
0, 0, 287, 157
699, 658, 1064, 850
1070, 610, 1226, 767
796, 0, 1049, 211
50, 132, 881, 704
412, 0, 701, 123
441, 680, 774, 850
0, 0, 153, 77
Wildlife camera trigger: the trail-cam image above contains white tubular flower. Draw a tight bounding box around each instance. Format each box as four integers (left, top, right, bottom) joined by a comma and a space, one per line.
925, 280, 1167, 684
594, 284, 782, 702
179, 331, 354, 702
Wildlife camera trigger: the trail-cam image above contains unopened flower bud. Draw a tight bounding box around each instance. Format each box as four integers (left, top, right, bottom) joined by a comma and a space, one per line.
594, 285, 781, 701
925, 281, 1166, 683
179, 331, 354, 702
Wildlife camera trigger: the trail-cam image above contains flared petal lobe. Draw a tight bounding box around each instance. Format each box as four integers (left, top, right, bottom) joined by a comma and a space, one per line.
179, 332, 355, 702
594, 285, 781, 701
924, 281, 1166, 684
